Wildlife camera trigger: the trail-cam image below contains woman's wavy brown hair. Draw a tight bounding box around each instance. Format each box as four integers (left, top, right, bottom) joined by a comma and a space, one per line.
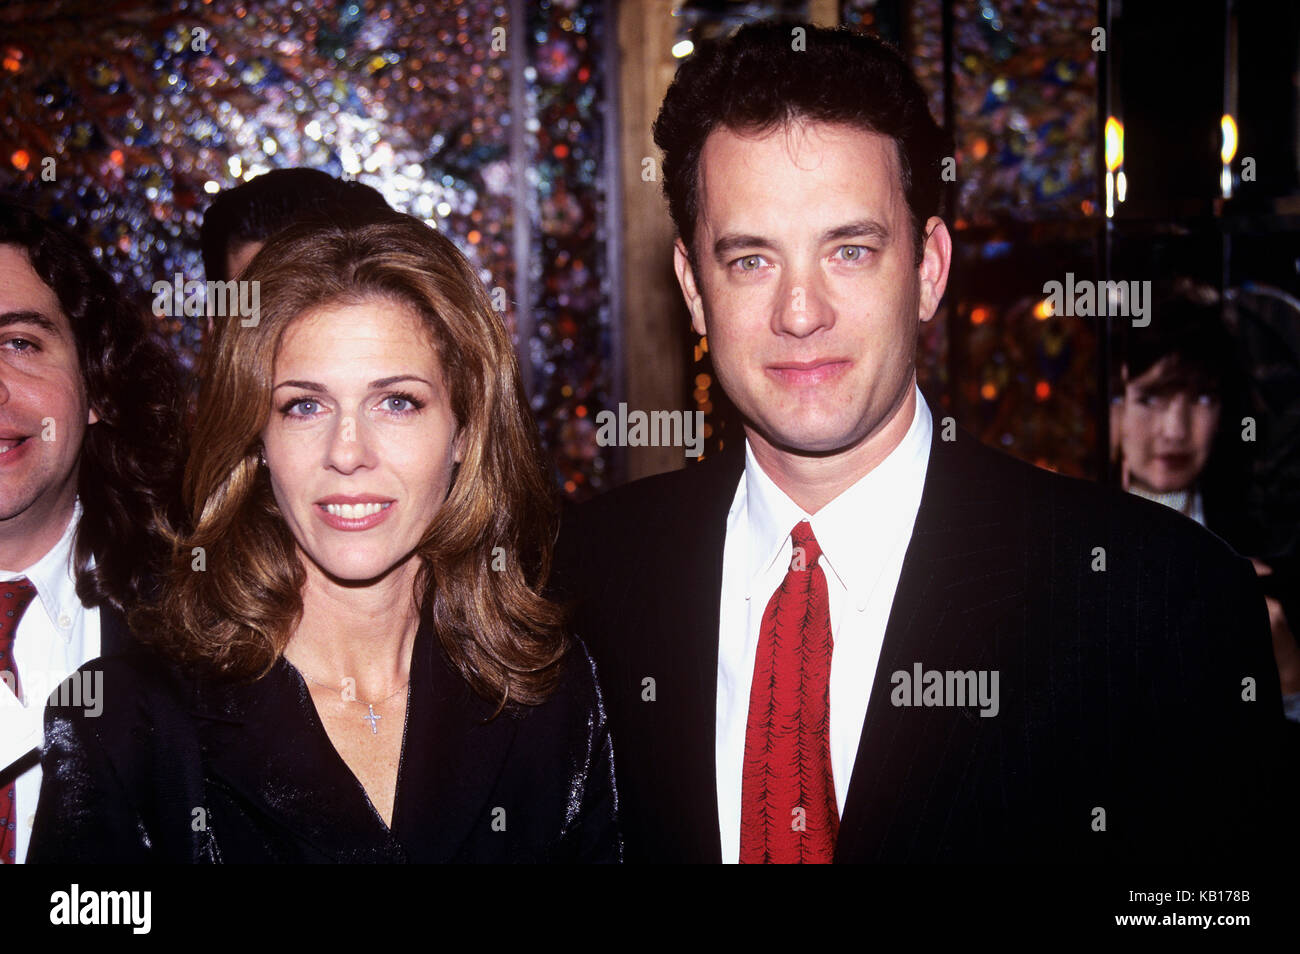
137, 213, 567, 708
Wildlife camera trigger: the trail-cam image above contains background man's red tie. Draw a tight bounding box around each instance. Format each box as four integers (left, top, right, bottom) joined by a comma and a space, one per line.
0, 577, 37, 864
740, 520, 838, 864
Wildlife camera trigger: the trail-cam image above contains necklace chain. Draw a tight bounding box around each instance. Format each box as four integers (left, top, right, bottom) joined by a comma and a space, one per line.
297, 667, 409, 707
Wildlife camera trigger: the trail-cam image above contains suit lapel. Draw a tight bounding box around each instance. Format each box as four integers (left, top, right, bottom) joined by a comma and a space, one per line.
664, 444, 744, 863
191, 658, 407, 862
390, 622, 519, 862
835, 424, 1028, 861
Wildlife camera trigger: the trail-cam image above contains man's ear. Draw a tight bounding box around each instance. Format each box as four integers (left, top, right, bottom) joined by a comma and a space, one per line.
917, 216, 952, 324
673, 238, 708, 338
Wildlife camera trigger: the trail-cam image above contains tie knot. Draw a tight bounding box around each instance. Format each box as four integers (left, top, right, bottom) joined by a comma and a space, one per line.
789, 520, 822, 570
0, 578, 36, 614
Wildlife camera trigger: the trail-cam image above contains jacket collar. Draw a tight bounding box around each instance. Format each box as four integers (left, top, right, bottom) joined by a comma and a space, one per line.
185, 616, 519, 862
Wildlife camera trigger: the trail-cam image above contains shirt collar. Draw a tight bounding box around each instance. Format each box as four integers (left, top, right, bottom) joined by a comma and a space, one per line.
742, 382, 933, 595
0, 498, 84, 637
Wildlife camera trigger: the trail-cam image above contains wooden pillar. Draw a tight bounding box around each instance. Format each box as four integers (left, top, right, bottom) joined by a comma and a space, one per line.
809, 0, 840, 26
616, 0, 691, 482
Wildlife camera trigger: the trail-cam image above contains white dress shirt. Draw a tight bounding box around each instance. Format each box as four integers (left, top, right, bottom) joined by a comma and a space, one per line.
0, 499, 100, 864
715, 382, 932, 863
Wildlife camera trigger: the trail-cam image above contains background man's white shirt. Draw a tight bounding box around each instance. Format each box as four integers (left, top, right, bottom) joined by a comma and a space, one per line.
715, 382, 932, 863
0, 499, 100, 863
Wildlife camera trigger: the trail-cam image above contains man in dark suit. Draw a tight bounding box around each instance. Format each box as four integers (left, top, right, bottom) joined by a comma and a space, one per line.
0, 199, 185, 862
554, 23, 1288, 863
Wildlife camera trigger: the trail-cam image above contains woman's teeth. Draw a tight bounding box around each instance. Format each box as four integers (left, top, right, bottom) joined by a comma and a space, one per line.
323, 502, 391, 518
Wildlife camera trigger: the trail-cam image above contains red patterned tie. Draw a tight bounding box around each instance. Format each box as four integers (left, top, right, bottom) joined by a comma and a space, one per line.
0, 577, 36, 864
740, 520, 838, 863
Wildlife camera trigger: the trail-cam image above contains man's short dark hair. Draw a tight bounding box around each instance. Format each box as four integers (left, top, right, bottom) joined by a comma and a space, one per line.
653, 22, 952, 266
0, 198, 187, 614
199, 168, 392, 281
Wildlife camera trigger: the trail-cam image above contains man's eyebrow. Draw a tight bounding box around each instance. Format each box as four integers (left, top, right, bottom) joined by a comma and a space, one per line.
0, 310, 61, 336
712, 233, 773, 259
821, 219, 891, 244
711, 219, 892, 260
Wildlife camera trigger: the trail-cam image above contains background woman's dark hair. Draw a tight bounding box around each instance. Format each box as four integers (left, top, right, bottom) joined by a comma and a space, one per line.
0, 198, 187, 614
653, 21, 952, 266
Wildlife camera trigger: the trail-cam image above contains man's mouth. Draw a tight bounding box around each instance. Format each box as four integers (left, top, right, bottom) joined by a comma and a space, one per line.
766, 359, 852, 386
0, 437, 29, 455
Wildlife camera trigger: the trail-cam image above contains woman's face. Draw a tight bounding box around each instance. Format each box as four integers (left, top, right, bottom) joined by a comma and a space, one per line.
261, 298, 462, 584
1119, 356, 1221, 494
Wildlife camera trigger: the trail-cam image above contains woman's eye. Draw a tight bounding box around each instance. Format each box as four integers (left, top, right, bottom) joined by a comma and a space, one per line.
381, 392, 424, 414
284, 398, 320, 417
3, 337, 37, 353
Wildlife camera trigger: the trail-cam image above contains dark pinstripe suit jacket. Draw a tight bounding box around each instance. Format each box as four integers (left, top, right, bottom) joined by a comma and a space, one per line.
554, 418, 1290, 862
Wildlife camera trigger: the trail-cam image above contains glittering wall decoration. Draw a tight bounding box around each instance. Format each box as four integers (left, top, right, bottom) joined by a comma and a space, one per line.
903, 0, 1101, 476
0, 0, 616, 499
922, 0, 1099, 226
524, 0, 615, 499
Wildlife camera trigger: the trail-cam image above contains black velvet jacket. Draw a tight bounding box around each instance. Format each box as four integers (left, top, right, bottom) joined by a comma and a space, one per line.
28, 621, 621, 863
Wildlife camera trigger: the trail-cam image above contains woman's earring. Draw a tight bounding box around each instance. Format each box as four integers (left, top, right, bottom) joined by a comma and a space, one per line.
258, 448, 267, 467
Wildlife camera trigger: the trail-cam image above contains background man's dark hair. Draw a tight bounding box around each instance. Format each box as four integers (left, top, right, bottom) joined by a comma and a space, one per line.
653, 22, 952, 266
199, 168, 392, 282
0, 198, 187, 614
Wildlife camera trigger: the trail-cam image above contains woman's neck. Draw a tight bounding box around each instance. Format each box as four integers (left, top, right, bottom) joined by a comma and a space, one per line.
283, 557, 421, 698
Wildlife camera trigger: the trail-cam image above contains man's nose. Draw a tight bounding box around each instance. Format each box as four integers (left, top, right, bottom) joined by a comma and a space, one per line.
772, 269, 834, 338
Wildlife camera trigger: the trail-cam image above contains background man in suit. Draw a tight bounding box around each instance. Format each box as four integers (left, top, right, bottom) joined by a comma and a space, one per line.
0, 199, 185, 862
554, 23, 1287, 863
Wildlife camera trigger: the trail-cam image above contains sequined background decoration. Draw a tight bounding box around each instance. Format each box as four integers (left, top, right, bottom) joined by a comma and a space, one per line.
524, 0, 615, 498
0, 0, 615, 499
905, 0, 1100, 476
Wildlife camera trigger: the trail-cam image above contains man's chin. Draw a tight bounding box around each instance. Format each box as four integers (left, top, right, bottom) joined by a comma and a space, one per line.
745, 419, 867, 458
0, 491, 42, 523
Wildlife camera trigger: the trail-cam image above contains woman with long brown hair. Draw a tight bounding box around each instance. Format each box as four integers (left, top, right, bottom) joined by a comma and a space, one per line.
29, 213, 619, 862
